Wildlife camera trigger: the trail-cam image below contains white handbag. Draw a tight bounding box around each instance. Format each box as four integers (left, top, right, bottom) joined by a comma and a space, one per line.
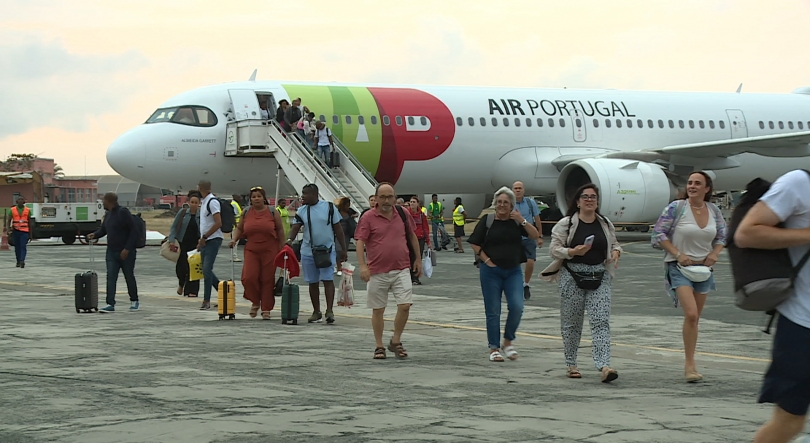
677, 264, 712, 283
160, 239, 180, 262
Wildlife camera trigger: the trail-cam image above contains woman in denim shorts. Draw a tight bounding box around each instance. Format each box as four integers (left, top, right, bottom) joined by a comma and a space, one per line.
652, 171, 727, 383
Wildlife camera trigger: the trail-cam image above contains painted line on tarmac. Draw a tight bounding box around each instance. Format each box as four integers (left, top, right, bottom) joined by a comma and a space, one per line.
2, 280, 767, 363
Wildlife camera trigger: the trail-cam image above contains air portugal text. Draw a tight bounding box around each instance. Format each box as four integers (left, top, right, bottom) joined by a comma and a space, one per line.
488, 98, 635, 118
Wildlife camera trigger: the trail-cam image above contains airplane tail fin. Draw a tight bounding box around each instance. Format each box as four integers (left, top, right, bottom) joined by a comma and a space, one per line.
248, 69, 257, 82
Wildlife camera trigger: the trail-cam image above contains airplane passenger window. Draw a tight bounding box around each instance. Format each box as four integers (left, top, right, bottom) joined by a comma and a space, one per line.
719, 121, 725, 129
699, 120, 705, 129
709, 120, 715, 129
408, 117, 415, 125
759, 121, 765, 129
575, 119, 581, 128
616, 119, 622, 128
688, 120, 694, 129
319, 114, 326, 122
658, 119, 664, 128
526, 118, 532, 127
779, 121, 784, 129
370, 116, 378, 125
592, 119, 599, 128
799, 122, 804, 129
358, 116, 365, 125
468, 117, 475, 126
480, 117, 487, 127
396, 116, 403, 126
345, 116, 352, 125
537, 118, 544, 127
420, 117, 427, 125
514, 118, 521, 127
503, 118, 510, 127
333, 115, 339, 125
559, 118, 565, 127
789, 121, 794, 130
638, 119, 644, 128
548, 118, 554, 128
626, 119, 633, 128
668, 120, 674, 128
769, 121, 774, 129
678, 120, 685, 129
456, 117, 463, 126
605, 119, 612, 128
491, 117, 498, 127
383, 116, 390, 126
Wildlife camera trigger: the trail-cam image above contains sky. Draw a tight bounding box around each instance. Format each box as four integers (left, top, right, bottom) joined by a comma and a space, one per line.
2, 0, 810, 175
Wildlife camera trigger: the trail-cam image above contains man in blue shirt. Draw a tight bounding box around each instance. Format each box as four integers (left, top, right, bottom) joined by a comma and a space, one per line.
87, 192, 139, 312
512, 182, 545, 300
287, 184, 348, 324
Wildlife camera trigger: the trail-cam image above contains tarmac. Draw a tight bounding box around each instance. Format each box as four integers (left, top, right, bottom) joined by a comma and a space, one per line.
0, 233, 801, 442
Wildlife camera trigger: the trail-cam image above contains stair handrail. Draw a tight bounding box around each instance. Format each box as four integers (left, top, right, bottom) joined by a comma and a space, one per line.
330, 137, 379, 188
266, 120, 360, 205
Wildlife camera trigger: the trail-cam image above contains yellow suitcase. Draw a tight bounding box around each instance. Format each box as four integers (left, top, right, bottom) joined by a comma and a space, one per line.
217, 255, 236, 320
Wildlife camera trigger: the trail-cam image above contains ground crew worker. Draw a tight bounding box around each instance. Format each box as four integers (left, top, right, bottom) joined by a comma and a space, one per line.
427, 194, 445, 250
7, 196, 31, 268
276, 198, 291, 237
452, 197, 466, 253
230, 194, 243, 262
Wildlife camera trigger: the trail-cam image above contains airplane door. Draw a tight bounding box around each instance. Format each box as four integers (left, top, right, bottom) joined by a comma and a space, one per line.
228, 89, 262, 121
570, 109, 587, 142
725, 109, 748, 139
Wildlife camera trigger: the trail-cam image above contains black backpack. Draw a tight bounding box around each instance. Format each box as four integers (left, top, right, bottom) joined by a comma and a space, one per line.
727, 171, 810, 329
132, 212, 146, 249
207, 197, 235, 234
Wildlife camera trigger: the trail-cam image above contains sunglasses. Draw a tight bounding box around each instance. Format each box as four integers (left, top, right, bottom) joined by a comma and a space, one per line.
250, 186, 263, 191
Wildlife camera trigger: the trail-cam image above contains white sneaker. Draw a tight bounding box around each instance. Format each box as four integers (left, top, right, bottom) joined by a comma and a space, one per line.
233, 256, 242, 262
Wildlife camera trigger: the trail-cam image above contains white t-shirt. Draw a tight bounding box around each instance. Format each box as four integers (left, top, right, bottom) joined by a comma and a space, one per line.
200, 193, 224, 240
665, 206, 717, 262
315, 127, 332, 146
760, 169, 810, 329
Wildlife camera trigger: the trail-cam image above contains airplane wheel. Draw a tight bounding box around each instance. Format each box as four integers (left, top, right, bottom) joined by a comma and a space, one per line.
639, 225, 650, 233
62, 234, 77, 245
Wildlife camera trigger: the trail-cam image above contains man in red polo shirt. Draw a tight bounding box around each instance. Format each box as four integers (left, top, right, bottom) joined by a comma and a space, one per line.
355, 183, 422, 360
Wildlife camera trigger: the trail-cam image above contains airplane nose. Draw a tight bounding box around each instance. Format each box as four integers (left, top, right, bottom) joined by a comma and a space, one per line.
106, 127, 146, 178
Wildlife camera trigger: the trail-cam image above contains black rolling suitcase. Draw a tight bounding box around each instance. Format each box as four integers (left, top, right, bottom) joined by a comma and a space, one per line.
330, 151, 340, 168
75, 243, 98, 313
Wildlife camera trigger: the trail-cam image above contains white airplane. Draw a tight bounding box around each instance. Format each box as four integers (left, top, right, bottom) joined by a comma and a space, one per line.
106, 76, 810, 222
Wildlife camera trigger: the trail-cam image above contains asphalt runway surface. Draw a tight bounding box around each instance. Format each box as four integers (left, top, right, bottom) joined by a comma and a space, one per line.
0, 233, 800, 442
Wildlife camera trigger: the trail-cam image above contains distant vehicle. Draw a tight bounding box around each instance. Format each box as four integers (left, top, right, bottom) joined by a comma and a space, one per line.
7, 202, 103, 245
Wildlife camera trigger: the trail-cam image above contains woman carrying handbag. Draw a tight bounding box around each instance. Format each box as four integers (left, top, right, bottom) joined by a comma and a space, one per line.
167, 192, 202, 297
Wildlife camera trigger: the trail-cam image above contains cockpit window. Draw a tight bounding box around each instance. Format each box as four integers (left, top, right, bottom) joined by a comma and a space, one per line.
146, 106, 217, 127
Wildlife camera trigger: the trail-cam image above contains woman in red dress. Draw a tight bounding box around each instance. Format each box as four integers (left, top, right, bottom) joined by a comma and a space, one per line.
408, 197, 430, 285
230, 187, 285, 319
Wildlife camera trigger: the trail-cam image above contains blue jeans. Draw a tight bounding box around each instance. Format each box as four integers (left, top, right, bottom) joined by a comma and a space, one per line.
201, 238, 222, 302
105, 248, 137, 306
318, 145, 331, 166
479, 265, 524, 350
12, 230, 28, 262
431, 221, 442, 247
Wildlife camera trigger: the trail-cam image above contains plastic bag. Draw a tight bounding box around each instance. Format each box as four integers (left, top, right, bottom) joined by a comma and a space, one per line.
187, 251, 203, 281
337, 262, 355, 307
422, 250, 433, 279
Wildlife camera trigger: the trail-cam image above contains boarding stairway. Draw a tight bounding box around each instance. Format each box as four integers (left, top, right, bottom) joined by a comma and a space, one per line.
223, 119, 377, 211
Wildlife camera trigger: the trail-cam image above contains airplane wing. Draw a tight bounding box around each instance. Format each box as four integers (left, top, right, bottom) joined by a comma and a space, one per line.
551, 131, 810, 171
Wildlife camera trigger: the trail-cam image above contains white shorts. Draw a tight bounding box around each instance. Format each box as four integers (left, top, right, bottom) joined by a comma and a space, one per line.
366, 269, 413, 309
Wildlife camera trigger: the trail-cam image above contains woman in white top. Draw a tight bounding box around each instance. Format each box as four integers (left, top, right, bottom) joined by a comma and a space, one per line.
652, 171, 727, 383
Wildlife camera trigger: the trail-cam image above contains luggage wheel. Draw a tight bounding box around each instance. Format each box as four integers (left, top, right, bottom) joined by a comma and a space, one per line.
228, 314, 235, 320
291, 319, 298, 325
218, 315, 225, 320
75, 309, 80, 314
282, 319, 288, 325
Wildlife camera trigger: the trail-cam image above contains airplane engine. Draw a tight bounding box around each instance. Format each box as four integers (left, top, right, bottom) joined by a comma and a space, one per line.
556, 159, 676, 223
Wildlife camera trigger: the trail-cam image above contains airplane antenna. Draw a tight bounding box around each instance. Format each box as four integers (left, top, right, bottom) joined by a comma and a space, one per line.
736, 83, 743, 93
248, 69, 257, 82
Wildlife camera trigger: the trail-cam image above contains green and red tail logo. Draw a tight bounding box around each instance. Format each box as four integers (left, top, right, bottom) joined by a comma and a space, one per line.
282, 85, 455, 184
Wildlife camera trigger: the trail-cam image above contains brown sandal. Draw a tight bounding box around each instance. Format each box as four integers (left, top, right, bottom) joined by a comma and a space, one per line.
249, 305, 260, 318
601, 367, 619, 383
567, 367, 582, 378
261, 311, 271, 320
387, 340, 408, 358
373, 347, 387, 359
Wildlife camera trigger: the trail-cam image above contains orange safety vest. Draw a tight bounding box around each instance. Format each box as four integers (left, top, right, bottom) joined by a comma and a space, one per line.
11, 206, 30, 232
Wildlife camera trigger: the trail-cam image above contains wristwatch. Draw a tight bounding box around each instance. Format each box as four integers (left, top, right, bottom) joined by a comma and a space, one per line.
520, 219, 528, 226
202, 234, 208, 240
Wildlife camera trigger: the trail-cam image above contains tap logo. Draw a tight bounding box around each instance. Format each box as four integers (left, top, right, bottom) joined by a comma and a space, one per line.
282, 85, 455, 184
